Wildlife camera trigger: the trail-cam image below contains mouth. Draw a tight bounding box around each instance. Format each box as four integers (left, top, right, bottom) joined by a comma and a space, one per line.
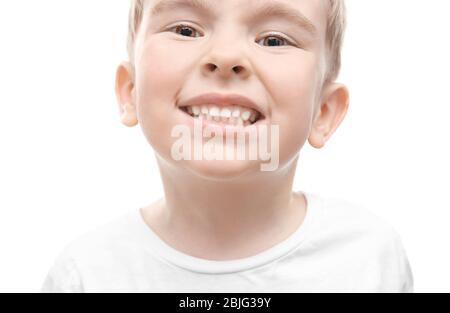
178, 104, 265, 127
177, 93, 267, 127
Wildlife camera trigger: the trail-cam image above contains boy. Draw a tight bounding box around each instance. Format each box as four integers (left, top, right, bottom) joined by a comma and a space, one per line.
41, 0, 413, 292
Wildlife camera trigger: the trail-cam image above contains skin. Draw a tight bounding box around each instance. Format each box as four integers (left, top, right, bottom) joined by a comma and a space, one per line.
115, 0, 349, 260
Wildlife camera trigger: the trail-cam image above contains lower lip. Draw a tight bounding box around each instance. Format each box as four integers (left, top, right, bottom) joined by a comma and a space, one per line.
179, 109, 265, 135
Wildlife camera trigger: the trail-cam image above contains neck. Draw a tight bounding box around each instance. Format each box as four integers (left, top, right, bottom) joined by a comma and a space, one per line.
151, 155, 306, 259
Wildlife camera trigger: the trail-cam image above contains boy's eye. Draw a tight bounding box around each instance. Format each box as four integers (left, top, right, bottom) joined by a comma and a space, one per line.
256, 34, 295, 47
167, 24, 296, 48
168, 24, 202, 37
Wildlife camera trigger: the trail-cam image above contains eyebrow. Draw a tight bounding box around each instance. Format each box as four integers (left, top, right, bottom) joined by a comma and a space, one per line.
151, 0, 214, 17
150, 0, 317, 36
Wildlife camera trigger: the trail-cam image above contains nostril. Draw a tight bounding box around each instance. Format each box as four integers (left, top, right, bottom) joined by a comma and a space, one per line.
233, 65, 244, 74
206, 64, 217, 72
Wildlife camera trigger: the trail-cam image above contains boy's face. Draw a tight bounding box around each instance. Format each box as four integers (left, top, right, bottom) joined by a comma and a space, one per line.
118, 0, 347, 179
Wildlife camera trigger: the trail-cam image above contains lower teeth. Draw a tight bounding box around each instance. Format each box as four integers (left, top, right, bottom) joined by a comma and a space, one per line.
181, 108, 260, 126
196, 114, 254, 126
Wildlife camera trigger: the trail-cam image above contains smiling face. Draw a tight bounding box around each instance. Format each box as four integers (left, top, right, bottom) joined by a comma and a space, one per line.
116, 0, 349, 180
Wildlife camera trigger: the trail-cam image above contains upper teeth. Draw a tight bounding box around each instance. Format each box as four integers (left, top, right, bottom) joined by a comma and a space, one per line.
185, 105, 260, 125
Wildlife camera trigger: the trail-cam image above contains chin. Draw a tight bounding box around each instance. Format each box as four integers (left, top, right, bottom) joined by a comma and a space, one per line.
184, 159, 263, 181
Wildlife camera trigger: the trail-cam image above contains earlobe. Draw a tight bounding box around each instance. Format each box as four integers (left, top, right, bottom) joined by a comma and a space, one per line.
121, 102, 139, 127
115, 62, 138, 127
308, 83, 350, 149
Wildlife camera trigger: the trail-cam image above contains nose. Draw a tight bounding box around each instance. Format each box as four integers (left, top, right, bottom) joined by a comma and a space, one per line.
200, 44, 252, 80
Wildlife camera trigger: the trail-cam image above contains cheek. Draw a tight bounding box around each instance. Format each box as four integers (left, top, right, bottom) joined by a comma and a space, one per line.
135, 37, 188, 103
133, 39, 184, 155
260, 53, 319, 160
264, 53, 318, 111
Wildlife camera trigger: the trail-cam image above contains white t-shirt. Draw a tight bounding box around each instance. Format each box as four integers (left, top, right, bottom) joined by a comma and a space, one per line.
40, 192, 414, 293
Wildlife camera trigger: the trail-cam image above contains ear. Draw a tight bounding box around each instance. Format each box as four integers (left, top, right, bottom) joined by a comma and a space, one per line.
308, 83, 350, 149
115, 62, 138, 127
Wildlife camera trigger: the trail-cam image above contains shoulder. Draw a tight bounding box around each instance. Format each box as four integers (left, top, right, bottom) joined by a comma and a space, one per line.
55, 210, 141, 262
41, 210, 141, 292
307, 193, 414, 292
311, 193, 403, 243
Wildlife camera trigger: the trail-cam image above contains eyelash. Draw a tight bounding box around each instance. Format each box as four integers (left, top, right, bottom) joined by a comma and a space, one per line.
167, 23, 297, 47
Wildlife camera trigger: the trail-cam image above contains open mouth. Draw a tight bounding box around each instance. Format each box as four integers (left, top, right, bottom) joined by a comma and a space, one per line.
178, 104, 265, 127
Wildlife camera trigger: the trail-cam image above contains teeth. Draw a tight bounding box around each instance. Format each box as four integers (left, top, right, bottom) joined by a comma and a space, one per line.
207, 106, 220, 121
232, 108, 241, 118
220, 108, 232, 118
241, 110, 251, 121
183, 104, 261, 125
220, 108, 231, 123
192, 106, 201, 116
209, 106, 221, 117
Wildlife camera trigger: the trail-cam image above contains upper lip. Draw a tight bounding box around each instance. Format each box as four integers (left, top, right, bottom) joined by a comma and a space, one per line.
177, 93, 266, 118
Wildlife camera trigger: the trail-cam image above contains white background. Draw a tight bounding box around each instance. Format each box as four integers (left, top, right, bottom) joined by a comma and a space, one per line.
0, 0, 449, 292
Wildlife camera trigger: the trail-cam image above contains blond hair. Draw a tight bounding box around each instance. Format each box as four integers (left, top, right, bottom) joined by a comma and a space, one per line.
127, 0, 346, 83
